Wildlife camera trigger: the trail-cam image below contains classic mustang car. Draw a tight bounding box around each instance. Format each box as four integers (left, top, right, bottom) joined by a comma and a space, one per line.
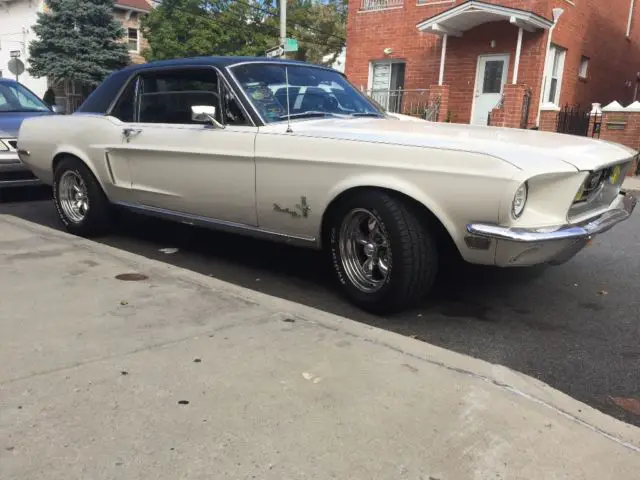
16, 57, 637, 313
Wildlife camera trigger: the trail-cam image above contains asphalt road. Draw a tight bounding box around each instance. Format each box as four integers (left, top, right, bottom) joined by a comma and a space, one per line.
2, 186, 640, 427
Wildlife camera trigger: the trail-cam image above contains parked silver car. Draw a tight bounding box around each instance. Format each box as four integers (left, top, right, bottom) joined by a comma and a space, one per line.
0, 78, 54, 193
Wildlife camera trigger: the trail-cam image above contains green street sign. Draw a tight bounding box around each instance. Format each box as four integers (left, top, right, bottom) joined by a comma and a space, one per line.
283, 38, 298, 53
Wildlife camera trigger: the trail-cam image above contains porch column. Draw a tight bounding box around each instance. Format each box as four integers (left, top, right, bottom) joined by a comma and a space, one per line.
512, 26, 523, 84
438, 34, 448, 86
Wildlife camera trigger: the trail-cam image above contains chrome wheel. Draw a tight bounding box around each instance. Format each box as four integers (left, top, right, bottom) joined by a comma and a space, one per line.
58, 170, 89, 223
339, 208, 391, 293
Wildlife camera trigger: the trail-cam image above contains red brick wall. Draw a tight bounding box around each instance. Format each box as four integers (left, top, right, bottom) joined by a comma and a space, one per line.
347, 0, 640, 124
539, 108, 558, 131
445, 22, 546, 124
600, 111, 640, 150
549, 0, 640, 108
429, 85, 450, 121
597, 111, 640, 176
345, 6, 440, 91
345, 1, 548, 123
489, 84, 530, 128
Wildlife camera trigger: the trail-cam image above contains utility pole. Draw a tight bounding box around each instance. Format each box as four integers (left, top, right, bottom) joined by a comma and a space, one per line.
280, 0, 286, 59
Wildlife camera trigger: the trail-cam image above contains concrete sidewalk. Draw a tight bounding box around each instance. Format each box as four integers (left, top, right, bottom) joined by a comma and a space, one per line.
623, 174, 640, 192
1, 214, 639, 480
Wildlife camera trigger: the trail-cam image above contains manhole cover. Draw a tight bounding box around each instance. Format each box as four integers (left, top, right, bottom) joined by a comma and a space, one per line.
115, 273, 149, 281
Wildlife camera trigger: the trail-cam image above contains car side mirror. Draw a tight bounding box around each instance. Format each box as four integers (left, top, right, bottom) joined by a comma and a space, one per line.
191, 105, 224, 129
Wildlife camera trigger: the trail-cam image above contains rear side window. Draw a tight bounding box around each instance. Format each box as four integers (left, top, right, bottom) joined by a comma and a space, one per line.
76, 69, 133, 114
137, 69, 221, 125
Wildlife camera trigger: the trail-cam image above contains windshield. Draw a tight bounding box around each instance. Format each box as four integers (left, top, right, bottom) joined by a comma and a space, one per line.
230, 63, 383, 123
0, 82, 50, 113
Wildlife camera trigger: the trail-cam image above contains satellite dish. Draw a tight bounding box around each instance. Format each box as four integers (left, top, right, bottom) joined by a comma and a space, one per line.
8, 58, 25, 77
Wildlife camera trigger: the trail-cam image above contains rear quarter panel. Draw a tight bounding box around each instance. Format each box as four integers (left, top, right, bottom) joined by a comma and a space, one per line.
255, 128, 520, 262
18, 114, 130, 201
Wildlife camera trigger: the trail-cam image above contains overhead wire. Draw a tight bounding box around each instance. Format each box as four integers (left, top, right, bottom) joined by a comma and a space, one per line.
227, 0, 346, 43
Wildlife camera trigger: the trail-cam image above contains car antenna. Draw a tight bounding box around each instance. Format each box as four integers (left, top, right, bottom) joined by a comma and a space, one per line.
285, 65, 293, 133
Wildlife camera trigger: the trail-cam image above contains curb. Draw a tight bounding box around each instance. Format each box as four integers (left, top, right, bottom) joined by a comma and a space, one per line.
2, 213, 640, 452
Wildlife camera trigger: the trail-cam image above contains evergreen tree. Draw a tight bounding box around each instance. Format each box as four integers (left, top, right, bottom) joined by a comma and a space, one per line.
28, 0, 130, 89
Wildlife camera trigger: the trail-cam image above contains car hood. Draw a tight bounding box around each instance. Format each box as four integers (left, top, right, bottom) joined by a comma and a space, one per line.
269, 117, 637, 173
0, 111, 52, 137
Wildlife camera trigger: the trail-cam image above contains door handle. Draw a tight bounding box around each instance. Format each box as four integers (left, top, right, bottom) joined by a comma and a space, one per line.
123, 127, 142, 141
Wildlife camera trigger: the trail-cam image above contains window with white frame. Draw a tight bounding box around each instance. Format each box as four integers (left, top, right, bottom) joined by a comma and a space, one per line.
127, 28, 139, 52
579, 56, 589, 79
368, 61, 406, 110
369, 61, 405, 91
543, 44, 566, 105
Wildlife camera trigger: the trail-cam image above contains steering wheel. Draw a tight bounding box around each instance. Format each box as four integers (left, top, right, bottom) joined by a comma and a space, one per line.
323, 96, 339, 111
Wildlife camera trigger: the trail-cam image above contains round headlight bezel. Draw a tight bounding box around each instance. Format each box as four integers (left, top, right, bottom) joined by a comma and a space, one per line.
512, 182, 528, 219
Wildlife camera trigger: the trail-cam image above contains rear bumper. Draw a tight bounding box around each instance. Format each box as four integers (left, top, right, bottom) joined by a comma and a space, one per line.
0, 154, 41, 189
466, 192, 637, 267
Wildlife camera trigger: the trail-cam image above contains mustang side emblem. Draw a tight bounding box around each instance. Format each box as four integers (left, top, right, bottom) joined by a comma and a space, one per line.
273, 196, 311, 218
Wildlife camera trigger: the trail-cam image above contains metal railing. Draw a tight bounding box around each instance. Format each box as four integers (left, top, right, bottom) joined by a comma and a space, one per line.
365, 88, 440, 121
56, 94, 85, 114
520, 88, 532, 129
360, 0, 403, 11
556, 104, 601, 137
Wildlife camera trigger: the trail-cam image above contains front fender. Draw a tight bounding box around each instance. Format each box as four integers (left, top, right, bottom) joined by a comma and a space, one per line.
322, 173, 464, 251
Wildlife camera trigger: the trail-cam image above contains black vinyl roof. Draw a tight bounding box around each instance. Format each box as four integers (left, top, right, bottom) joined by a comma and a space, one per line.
121, 56, 332, 73
77, 56, 340, 117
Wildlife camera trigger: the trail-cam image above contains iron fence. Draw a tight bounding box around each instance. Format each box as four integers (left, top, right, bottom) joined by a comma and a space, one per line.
56, 94, 85, 114
520, 88, 532, 129
556, 104, 600, 137
365, 88, 440, 121
592, 112, 602, 138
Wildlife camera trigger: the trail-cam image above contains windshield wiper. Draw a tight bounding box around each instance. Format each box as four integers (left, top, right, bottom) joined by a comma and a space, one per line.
1, 109, 48, 113
278, 111, 350, 120
350, 112, 383, 118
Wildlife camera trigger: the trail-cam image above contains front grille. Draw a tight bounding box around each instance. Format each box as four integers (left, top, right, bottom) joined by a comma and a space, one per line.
569, 161, 630, 220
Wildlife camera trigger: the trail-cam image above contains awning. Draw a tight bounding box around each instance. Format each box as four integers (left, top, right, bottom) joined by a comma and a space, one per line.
416, 0, 553, 36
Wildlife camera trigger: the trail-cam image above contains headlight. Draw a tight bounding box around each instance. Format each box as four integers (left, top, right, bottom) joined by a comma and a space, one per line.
512, 182, 528, 218
0, 140, 8, 151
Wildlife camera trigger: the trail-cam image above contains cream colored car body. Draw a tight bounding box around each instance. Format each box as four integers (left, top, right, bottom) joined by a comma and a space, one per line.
17, 109, 637, 267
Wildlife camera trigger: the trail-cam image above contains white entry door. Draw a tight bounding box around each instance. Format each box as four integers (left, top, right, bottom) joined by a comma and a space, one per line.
471, 55, 509, 125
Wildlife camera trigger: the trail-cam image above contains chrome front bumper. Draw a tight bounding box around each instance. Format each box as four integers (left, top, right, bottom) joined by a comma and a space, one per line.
0, 153, 41, 189
466, 192, 637, 267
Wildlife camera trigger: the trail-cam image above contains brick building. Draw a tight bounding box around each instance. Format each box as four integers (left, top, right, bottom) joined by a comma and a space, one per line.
114, 0, 153, 65
346, 0, 640, 127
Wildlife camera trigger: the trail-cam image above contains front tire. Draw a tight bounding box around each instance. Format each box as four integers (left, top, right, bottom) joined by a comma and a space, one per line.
53, 157, 112, 237
327, 190, 438, 314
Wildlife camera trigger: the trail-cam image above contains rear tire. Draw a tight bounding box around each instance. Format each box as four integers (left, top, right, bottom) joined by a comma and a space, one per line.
326, 190, 438, 314
53, 157, 112, 237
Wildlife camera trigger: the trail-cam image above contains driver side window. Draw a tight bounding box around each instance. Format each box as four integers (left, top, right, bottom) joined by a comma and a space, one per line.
136, 68, 222, 125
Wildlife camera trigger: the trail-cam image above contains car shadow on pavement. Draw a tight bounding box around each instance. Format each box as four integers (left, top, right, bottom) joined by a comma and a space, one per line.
2, 187, 639, 427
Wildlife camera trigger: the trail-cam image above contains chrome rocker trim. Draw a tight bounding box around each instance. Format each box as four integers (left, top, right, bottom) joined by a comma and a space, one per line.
465, 192, 637, 267
113, 201, 318, 248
